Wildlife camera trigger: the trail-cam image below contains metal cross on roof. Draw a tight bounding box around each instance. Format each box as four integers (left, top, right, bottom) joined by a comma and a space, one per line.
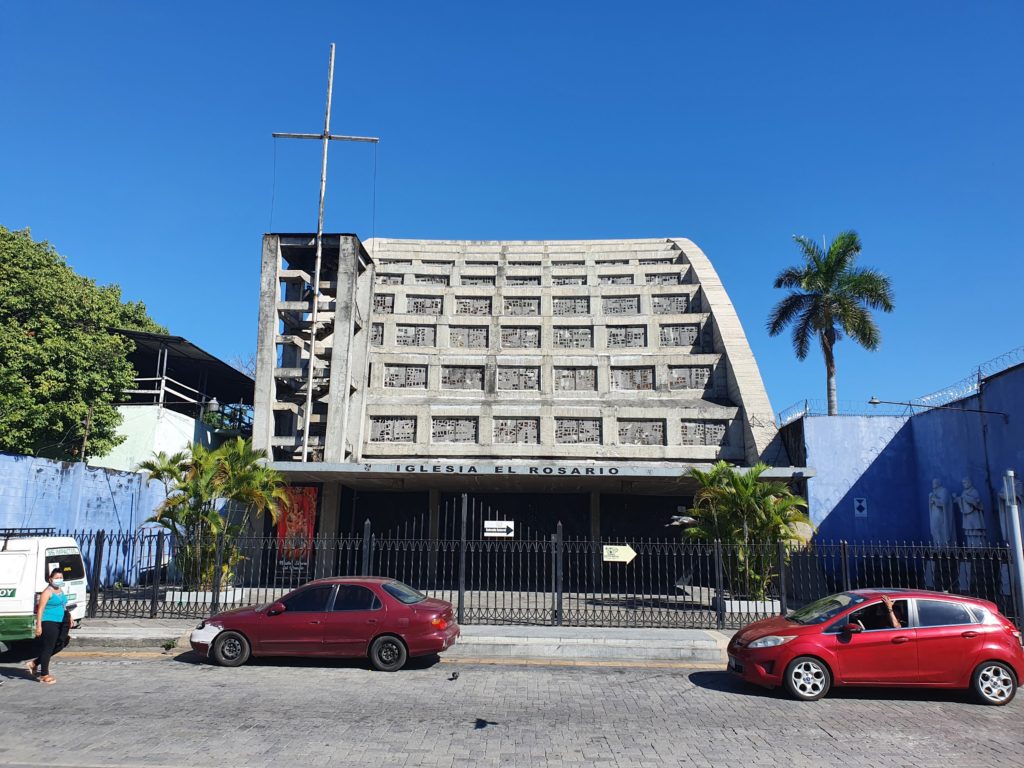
272, 43, 380, 462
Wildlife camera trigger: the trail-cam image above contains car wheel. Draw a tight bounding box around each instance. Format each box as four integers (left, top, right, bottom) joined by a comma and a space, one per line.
971, 661, 1017, 705
211, 631, 251, 667
369, 635, 407, 672
784, 656, 831, 701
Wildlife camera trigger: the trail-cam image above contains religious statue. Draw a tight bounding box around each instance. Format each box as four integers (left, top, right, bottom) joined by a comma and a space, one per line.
996, 472, 1024, 596
954, 477, 987, 592
925, 479, 953, 589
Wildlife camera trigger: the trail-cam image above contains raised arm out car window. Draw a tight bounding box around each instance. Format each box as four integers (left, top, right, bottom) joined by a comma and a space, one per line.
282, 585, 334, 612
382, 581, 427, 605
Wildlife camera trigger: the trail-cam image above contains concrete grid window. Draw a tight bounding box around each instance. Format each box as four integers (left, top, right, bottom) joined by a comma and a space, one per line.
373, 293, 395, 314
456, 296, 492, 315
370, 323, 384, 346
653, 295, 689, 314
599, 274, 633, 285
415, 274, 449, 286
432, 417, 478, 443
596, 259, 630, 265
611, 367, 655, 390
408, 296, 444, 315
680, 420, 728, 446
660, 324, 699, 347
395, 324, 436, 347
493, 418, 540, 444
422, 260, 454, 266
602, 296, 640, 315
646, 273, 682, 285
508, 261, 541, 266
370, 416, 416, 442
501, 326, 541, 348
669, 366, 712, 390
555, 418, 602, 444
466, 260, 498, 266
553, 327, 593, 349
553, 297, 589, 316
507, 276, 541, 286
379, 259, 412, 265
607, 326, 647, 348
553, 275, 587, 286
554, 367, 597, 391
441, 366, 484, 390
504, 298, 541, 316
383, 365, 428, 389
640, 258, 675, 265
461, 276, 496, 286
450, 326, 489, 348
375, 274, 403, 285
552, 260, 585, 266
618, 419, 665, 445
497, 366, 540, 391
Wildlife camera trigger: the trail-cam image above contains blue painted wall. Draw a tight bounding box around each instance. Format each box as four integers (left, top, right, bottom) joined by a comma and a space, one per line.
0, 452, 164, 532
796, 363, 1024, 544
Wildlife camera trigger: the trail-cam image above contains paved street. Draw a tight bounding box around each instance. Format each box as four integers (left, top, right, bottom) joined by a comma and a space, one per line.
0, 652, 1021, 768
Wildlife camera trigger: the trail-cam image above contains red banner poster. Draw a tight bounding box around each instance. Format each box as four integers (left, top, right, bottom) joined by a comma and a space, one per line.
277, 486, 318, 562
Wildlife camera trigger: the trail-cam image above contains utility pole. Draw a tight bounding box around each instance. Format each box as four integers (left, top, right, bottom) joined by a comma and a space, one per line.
272, 43, 380, 462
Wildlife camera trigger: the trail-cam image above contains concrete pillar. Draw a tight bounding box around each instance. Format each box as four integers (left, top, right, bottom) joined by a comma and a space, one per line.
253, 235, 281, 455
427, 489, 441, 587
314, 482, 341, 577
589, 491, 602, 593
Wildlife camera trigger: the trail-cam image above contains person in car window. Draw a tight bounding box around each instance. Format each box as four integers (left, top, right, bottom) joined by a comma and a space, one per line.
29, 568, 69, 684
880, 595, 901, 628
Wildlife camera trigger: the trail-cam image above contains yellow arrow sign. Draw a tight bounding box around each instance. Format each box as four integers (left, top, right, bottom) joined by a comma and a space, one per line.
602, 544, 637, 564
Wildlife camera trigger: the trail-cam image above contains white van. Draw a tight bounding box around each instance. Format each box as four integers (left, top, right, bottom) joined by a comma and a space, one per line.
0, 534, 87, 646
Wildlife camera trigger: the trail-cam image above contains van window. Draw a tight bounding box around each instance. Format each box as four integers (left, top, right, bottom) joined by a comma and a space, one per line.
44, 547, 85, 581
1, 553, 28, 587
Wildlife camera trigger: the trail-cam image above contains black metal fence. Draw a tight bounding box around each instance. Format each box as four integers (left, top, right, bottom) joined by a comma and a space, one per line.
58, 495, 1020, 629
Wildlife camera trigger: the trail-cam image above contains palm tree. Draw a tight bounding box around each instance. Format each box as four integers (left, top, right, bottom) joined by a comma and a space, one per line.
137, 450, 188, 501
767, 231, 894, 416
684, 462, 811, 599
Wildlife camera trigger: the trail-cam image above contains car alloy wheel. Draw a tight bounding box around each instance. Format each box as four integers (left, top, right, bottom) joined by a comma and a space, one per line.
974, 663, 1016, 705
784, 657, 831, 701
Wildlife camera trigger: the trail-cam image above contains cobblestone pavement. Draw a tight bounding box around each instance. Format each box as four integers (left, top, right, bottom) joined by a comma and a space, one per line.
0, 653, 1021, 768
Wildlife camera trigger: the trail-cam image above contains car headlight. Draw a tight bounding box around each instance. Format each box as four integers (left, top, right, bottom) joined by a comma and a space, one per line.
747, 635, 796, 649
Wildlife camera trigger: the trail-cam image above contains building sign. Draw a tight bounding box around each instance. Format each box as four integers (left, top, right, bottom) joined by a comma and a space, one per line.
602, 545, 637, 564
380, 463, 621, 476
276, 486, 319, 582
484, 520, 515, 538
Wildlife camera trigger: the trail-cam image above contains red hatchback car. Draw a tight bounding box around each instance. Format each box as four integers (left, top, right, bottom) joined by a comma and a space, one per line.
728, 589, 1023, 704
189, 577, 460, 671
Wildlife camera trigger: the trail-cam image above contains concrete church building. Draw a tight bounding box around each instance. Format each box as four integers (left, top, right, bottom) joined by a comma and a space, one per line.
253, 234, 802, 539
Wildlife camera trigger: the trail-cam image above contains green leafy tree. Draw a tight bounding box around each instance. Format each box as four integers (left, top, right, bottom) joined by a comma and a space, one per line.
142, 438, 288, 589
767, 231, 894, 416
0, 227, 165, 460
685, 461, 811, 599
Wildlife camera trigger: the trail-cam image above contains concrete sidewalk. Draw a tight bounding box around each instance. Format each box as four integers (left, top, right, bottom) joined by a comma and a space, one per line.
68, 618, 732, 665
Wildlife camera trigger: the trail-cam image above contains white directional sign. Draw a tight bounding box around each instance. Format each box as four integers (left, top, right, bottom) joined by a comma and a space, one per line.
484, 520, 515, 538
602, 544, 637, 564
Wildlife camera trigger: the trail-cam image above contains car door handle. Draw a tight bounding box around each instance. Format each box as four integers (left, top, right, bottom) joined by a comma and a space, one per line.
367, 619, 379, 624
891, 636, 911, 644
961, 631, 979, 639
309, 620, 322, 625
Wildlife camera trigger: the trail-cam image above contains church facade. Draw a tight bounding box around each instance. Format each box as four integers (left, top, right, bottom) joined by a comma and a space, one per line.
252, 235, 802, 538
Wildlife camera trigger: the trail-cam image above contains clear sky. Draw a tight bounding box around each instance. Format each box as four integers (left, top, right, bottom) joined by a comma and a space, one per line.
2, 2, 1021, 415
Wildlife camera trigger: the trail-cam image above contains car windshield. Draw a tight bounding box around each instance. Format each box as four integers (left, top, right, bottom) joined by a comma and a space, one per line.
788, 593, 865, 625
382, 581, 427, 604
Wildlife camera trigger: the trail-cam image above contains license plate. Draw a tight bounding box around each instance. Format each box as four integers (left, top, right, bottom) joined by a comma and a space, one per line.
728, 655, 743, 672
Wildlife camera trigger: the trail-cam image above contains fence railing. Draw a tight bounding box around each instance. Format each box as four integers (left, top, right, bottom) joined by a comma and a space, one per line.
59, 518, 1020, 630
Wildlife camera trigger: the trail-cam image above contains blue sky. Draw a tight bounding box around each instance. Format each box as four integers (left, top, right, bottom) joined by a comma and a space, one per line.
2, 2, 1021, 415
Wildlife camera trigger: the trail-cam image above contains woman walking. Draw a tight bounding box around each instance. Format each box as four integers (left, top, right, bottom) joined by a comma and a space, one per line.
30, 568, 68, 685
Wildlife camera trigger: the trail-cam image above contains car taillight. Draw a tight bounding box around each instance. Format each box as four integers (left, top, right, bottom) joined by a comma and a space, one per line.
431, 617, 448, 630
1012, 629, 1023, 648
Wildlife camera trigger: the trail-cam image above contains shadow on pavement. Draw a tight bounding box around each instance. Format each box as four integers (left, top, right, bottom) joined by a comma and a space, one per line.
173, 650, 442, 672
689, 670, 975, 705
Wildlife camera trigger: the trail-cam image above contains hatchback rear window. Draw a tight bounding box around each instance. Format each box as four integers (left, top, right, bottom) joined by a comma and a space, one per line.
382, 581, 426, 604
45, 547, 85, 581
917, 599, 974, 627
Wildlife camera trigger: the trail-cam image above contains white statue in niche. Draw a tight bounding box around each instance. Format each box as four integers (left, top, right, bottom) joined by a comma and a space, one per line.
954, 477, 988, 592
925, 479, 953, 589
996, 473, 1024, 596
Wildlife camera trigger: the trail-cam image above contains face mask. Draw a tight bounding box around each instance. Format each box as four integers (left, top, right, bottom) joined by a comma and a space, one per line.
51, 580, 63, 589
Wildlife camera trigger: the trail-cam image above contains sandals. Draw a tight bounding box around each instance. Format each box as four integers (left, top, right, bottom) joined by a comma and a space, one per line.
27, 660, 39, 677
39, 675, 56, 685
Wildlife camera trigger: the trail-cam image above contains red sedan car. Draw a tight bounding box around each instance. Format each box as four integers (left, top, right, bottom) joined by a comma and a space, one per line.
728, 589, 1023, 704
189, 577, 459, 671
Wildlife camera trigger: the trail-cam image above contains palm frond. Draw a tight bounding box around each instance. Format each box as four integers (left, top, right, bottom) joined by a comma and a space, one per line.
766, 292, 812, 337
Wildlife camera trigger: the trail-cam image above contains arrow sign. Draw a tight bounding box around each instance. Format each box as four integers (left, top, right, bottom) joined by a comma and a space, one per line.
602, 544, 637, 564
484, 520, 515, 538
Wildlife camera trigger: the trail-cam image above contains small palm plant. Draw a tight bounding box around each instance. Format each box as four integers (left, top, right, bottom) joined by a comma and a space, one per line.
139, 439, 288, 590
684, 462, 811, 599
767, 231, 894, 416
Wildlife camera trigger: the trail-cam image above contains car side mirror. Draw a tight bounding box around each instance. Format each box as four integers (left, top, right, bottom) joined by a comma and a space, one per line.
268, 601, 286, 616
843, 623, 862, 634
